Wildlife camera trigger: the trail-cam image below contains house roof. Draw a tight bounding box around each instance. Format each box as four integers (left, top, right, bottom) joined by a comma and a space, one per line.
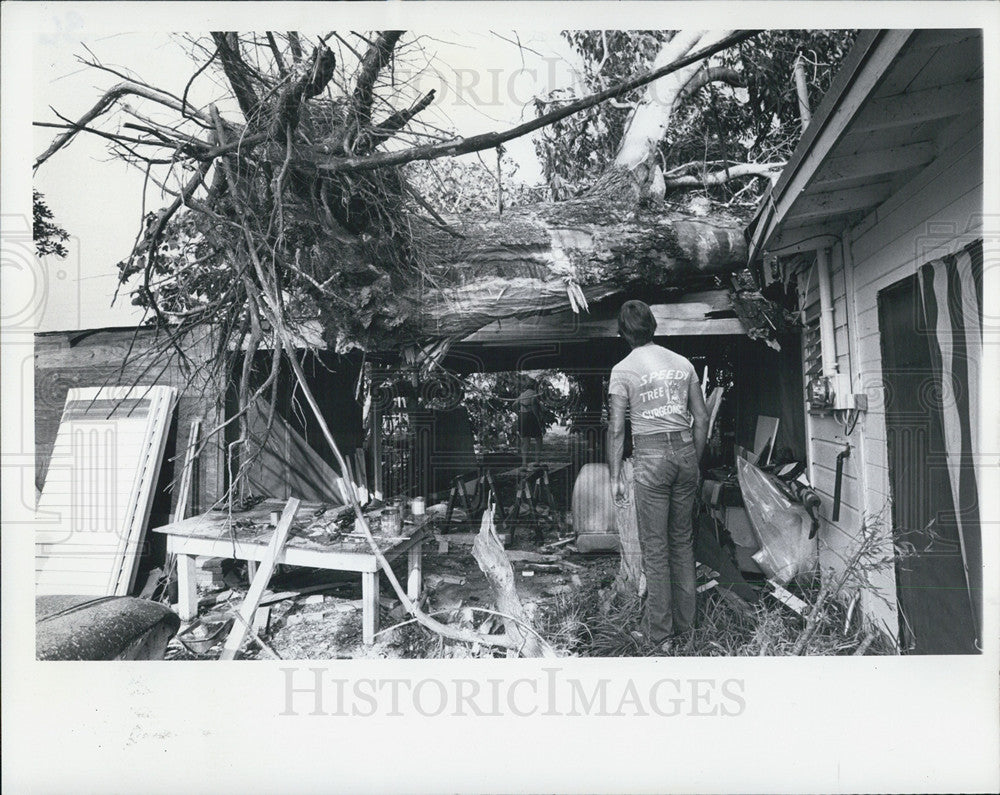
746, 28, 984, 265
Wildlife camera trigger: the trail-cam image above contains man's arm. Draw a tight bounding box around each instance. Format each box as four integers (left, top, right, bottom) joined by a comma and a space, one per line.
607, 393, 628, 499
688, 374, 709, 463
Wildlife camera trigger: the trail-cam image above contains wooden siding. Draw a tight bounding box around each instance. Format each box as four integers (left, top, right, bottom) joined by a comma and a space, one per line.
796, 113, 983, 637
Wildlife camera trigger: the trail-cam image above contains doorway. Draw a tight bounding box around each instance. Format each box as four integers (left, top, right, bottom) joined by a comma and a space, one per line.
878, 272, 978, 654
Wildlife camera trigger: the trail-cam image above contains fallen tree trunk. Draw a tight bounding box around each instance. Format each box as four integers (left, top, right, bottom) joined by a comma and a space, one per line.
390, 196, 749, 344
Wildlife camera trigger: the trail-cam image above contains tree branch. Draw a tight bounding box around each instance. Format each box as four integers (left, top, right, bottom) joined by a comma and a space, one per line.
661, 161, 785, 188
364, 89, 436, 150
350, 30, 404, 128
317, 30, 760, 174
268, 43, 337, 140
676, 65, 746, 105
211, 32, 262, 120
34, 82, 213, 170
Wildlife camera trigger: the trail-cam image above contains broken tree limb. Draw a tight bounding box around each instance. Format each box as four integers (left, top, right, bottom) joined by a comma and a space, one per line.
661, 162, 785, 189
33, 82, 215, 170
472, 504, 557, 658
675, 65, 746, 106
404, 198, 749, 342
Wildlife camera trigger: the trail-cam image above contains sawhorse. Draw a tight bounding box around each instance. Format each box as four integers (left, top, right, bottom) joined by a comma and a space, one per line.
504, 464, 559, 546
444, 467, 505, 527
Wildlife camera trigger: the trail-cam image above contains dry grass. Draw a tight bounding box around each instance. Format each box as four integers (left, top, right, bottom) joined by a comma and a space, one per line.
536, 580, 895, 657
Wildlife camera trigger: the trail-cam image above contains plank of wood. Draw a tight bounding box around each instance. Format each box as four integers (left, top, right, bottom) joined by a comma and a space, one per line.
361, 571, 380, 645
768, 581, 808, 615
252, 606, 271, 635
219, 498, 300, 660
171, 418, 202, 524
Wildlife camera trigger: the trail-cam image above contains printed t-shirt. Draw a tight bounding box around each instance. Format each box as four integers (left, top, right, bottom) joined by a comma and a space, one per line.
608, 343, 697, 435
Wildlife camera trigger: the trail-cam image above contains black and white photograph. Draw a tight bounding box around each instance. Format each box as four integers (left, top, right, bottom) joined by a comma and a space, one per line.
3, 2, 998, 793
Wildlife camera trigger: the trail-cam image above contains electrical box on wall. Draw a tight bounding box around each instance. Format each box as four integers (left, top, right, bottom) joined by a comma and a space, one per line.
807, 373, 868, 413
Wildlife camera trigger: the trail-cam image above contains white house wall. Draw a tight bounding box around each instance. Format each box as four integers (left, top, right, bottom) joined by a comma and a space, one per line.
796, 110, 983, 641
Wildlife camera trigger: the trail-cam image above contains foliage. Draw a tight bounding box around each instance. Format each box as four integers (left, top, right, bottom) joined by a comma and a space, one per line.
462, 370, 577, 450
33, 190, 69, 258
535, 30, 857, 207
403, 153, 540, 215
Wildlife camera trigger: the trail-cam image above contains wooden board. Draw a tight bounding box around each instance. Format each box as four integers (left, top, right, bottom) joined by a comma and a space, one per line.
35, 385, 178, 596
219, 498, 300, 660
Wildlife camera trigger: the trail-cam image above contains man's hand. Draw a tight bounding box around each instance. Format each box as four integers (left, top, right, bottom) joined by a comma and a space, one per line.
612, 472, 626, 504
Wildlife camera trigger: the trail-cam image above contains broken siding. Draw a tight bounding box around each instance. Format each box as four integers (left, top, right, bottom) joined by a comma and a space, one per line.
799, 111, 983, 634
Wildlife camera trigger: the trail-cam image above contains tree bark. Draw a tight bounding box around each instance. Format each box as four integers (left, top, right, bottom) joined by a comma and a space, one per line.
402, 195, 748, 341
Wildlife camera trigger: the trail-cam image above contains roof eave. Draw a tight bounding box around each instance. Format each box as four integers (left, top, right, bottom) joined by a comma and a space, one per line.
746, 29, 918, 263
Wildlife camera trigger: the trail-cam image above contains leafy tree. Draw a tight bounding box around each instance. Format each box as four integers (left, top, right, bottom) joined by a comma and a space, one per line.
33, 190, 69, 258
535, 30, 856, 207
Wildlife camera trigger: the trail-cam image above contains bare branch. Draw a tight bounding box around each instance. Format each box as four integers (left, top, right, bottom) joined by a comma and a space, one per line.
34, 82, 212, 170
210, 31, 262, 120
662, 161, 785, 188
676, 65, 746, 105
268, 42, 337, 140
350, 30, 405, 128
364, 89, 436, 150
317, 30, 760, 173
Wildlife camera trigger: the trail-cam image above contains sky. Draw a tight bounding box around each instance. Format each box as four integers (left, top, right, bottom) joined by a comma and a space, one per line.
31, 30, 583, 331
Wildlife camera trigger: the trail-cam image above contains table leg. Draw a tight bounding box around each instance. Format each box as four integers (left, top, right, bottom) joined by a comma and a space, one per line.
362, 571, 380, 645
246, 560, 258, 581
176, 553, 198, 621
407, 541, 423, 601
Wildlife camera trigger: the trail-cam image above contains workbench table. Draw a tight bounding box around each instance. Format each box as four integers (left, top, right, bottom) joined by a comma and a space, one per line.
152, 499, 428, 645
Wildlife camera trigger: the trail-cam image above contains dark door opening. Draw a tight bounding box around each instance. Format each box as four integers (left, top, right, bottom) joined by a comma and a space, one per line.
878, 273, 978, 654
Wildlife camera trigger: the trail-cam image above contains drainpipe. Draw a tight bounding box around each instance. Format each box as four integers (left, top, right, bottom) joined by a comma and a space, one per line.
816, 246, 838, 376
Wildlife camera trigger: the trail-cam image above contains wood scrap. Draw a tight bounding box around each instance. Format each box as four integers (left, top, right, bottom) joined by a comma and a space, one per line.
541, 537, 575, 550
252, 606, 271, 634
258, 582, 348, 606
219, 498, 300, 660
471, 505, 555, 658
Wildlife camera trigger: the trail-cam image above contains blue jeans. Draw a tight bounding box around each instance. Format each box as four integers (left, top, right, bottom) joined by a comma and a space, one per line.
632, 430, 699, 643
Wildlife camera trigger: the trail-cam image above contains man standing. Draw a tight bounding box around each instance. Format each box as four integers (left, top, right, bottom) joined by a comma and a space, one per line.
607, 300, 708, 653
517, 375, 545, 468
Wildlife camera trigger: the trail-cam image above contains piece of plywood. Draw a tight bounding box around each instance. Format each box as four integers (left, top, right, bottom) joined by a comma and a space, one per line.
219, 498, 300, 661
753, 416, 780, 466
35, 385, 178, 596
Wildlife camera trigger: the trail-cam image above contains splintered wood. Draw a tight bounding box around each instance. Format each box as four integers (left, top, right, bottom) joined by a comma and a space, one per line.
471, 505, 555, 658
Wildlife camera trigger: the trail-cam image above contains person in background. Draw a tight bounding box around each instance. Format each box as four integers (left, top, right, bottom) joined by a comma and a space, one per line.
517, 375, 545, 468
607, 300, 709, 654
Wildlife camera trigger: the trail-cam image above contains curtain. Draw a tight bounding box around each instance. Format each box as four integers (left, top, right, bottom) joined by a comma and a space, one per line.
917, 239, 983, 648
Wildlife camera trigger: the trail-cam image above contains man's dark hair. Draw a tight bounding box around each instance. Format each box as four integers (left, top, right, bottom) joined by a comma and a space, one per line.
618, 300, 656, 347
